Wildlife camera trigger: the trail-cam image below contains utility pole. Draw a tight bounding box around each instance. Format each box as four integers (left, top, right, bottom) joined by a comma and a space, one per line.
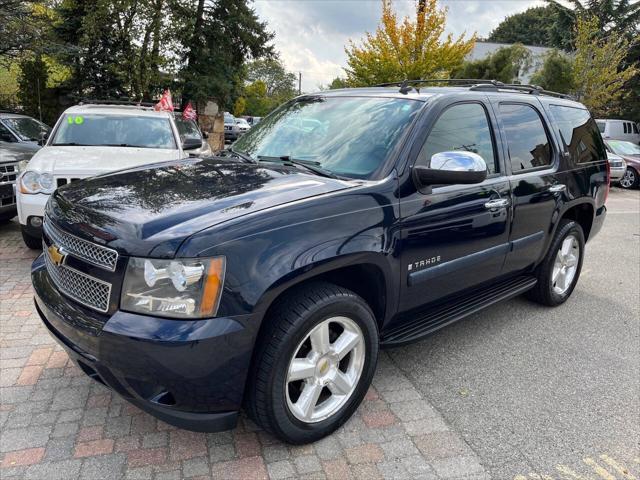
298, 72, 302, 95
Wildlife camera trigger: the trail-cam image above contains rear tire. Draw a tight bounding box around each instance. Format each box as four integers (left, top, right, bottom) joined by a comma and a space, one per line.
527, 219, 584, 306
246, 281, 378, 444
21, 227, 42, 250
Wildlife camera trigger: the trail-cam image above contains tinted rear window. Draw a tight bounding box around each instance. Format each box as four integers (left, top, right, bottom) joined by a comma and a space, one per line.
499, 103, 552, 172
549, 105, 606, 163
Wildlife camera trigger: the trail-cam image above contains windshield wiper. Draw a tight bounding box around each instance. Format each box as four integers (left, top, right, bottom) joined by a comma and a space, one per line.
101, 143, 150, 148
257, 155, 338, 179
51, 142, 96, 146
223, 148, 257, 164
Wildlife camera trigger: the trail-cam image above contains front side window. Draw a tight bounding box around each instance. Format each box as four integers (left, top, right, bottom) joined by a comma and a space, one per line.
234, 96, 422, 179
416, 103, 498, 174
2, 117, 50, 141
549, 105, 605, 163
175, 118, 202, 141
0, 122, 17, 142
500, 103, 552, 172
52, 114, 176, 149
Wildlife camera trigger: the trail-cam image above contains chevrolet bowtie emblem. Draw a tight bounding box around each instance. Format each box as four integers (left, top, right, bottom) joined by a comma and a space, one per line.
47, 244, 66, 266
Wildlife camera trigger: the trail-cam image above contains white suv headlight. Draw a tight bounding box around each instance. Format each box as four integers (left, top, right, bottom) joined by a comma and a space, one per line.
121, 257, 226, 319
19, 171, 55, 194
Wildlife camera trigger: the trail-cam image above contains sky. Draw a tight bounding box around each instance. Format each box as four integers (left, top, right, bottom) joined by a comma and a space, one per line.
253, 0, 543, 92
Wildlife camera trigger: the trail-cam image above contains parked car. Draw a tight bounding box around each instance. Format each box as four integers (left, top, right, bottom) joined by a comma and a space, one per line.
596, 119, 640, 145
32, 82, 607, 444
174, 114, 212, 156
0, 111, 51, 148
243, 116, 262, 126
605, 139, 640, 189
224, 115, 251, 142
606, 151, 626, 183
17, 103, 197, 249
0, 143, 35, 223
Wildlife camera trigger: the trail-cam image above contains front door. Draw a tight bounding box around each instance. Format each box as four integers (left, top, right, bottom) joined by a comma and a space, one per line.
397, 100, 511, 313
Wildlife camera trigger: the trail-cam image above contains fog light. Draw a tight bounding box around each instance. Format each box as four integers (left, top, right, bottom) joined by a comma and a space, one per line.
30, 216, 43, 227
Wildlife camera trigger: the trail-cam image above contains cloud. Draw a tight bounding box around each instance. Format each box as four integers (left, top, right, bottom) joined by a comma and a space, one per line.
253, 0, 542, 92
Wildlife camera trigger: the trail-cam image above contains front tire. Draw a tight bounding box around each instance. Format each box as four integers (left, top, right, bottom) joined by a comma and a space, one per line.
527, 219, 585, 306
246, 282, 379, 444
21, 226, 42, 250
620, 167, 639, 189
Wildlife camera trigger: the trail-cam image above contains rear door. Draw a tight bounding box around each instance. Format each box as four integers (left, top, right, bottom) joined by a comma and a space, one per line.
492, 99, 562, 273
397, 98, 511, 312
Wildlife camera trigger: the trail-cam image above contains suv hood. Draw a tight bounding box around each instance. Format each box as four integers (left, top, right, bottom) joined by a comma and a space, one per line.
27, 146, 181, 176
49, 158, 357, 257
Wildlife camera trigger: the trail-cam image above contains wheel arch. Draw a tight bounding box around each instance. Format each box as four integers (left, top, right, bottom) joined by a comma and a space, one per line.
558, 200, 595, 241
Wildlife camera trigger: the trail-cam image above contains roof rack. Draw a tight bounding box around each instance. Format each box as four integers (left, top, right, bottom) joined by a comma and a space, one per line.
374, 79, 573, 100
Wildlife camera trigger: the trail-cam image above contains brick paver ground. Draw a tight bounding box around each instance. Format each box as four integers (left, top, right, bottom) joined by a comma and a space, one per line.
0, 220, 489, 480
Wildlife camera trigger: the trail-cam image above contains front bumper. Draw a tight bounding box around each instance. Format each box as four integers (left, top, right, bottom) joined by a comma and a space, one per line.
610, 166, 626, 182
17, 190, 48, 227
32, 255, 258, 432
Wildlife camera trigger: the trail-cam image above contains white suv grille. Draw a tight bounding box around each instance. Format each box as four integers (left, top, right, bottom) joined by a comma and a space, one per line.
44, 217, 118, 271
44, 244, 112, 313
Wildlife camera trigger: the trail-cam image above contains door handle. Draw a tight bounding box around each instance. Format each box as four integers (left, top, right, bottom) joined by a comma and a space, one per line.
548, 184, 566, 193
484, 198, 510, 210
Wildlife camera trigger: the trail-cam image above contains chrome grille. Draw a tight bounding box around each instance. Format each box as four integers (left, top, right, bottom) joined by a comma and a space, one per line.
44, 243, 112, 313
44, 217, 118, 271
0, 162, 18, 183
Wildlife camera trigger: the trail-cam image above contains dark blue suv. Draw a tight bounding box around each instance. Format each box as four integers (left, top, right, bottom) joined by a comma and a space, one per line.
32, 81, 608, 444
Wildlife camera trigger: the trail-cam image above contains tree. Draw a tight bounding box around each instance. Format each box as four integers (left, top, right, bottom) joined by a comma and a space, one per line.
530, 50, 574, 93
453, 44, 532, 84
328, 77, 349, 89
178, 0, 274, 110
241, 80, 275, 116
17, 55, 61, 125
488, 6, 562, 47
246, 57, 296, 101
571, 16, 638, 116
344, 0, 475, 86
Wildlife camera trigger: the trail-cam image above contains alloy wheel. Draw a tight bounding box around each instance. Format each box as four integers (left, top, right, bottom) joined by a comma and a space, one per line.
620, 168, 636, 189
552, 234, 580, 295
285, 316, 365, 423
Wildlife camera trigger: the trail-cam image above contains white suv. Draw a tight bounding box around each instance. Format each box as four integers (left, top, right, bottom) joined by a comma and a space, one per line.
17, 103, 211, 248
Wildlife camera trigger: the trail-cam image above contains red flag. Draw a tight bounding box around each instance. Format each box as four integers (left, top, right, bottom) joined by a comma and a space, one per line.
182, 101, 197, 120
154, 89, 174, 112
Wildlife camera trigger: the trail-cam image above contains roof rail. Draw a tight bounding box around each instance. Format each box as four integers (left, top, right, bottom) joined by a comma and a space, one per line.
374, 79, 574, 100
77, 98, 156, 107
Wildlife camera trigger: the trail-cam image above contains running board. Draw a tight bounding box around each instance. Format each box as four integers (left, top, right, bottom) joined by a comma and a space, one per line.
381, 275, 537, 347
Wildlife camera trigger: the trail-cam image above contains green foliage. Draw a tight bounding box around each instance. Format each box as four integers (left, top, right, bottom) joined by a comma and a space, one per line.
529, 50, 574, 93
488, 6, 562, 47
17, 55, 60, 125
327, 77, 349, 89
453, 44, 532, 84
241, 80, 274, 117
237, 58, 296, 116
344, 0, 475, 86
178, 0, 274, 110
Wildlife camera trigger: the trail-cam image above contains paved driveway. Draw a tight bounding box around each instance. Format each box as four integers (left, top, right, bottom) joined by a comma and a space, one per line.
0, 188, 638, 480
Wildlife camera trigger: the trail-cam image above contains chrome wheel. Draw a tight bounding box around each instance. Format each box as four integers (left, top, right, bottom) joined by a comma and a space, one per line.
286, 316, 365, 423
620, 168, 636, 188
552, 234, 580, 295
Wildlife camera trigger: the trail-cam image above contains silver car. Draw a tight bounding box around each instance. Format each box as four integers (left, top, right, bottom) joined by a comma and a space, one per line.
606, 151, 626, 183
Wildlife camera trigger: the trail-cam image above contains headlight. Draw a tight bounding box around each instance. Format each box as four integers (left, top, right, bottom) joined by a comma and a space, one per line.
19, 171, 54, 194
121, 257, 226, 319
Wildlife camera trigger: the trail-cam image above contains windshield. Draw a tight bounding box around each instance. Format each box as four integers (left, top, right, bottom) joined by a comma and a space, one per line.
608, 140, 640, 155
175, 117, 202, 141
224, 114, 234, 125
233, 96, 423, 178
3, 117, 50, 141
52, 114, 176, 149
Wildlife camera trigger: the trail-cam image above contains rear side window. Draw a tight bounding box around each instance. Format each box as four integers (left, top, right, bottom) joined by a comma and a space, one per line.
417, 103, 498, 174
596, 121, 605, 133
634, 124, 639, 134
549, 105, 606, 163
499, 103, 552, 172
624, 123, 629, 134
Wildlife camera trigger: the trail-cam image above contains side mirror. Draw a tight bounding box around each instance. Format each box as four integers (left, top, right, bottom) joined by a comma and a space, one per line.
182, 137, 202, 151
413, 151, 487, 189
201, 131, 209, 139
38, 131, 49, 146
